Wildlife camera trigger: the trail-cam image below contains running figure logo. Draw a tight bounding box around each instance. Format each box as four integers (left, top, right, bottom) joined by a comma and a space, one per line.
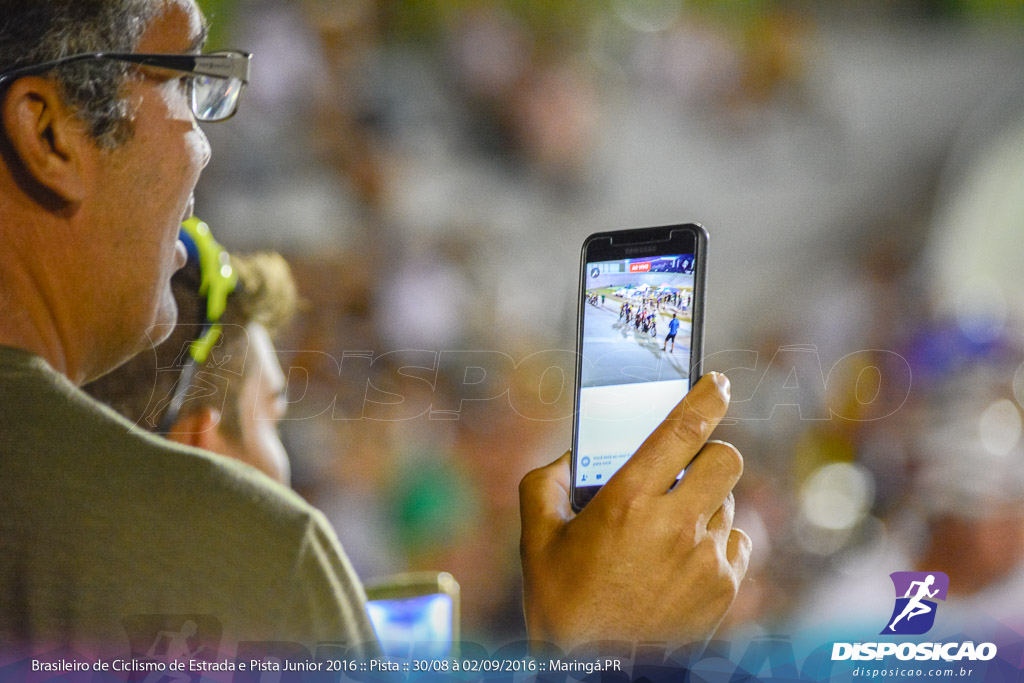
881, 571, 949, 635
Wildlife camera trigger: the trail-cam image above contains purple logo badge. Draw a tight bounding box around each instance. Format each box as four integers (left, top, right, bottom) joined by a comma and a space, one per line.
881, 571, 949, 635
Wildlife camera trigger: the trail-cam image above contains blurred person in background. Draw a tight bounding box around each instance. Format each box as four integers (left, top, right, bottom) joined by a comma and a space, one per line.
788, 358, 1024, 635
769, 100, 1024, 639
85, 232, 298, 486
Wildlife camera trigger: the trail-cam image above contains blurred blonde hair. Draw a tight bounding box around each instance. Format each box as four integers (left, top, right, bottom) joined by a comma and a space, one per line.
86, 252, 299, 440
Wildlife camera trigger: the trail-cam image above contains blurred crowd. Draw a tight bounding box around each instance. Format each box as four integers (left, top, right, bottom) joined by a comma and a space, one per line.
190, 0, 1024, 645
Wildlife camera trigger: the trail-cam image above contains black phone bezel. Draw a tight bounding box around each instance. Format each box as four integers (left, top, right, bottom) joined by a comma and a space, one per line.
570, 223, 708, 512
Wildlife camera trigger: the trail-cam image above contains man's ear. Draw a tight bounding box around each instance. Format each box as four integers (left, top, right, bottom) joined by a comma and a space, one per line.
165, 406, 225, 451
1, 76, 92, 205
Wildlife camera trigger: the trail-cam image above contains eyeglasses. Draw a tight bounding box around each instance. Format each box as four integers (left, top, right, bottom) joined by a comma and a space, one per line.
0, 50, 251, 122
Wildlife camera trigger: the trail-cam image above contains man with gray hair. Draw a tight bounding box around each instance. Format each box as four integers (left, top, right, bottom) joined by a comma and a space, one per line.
0, 0, 749, 659
0, 0, 376, 656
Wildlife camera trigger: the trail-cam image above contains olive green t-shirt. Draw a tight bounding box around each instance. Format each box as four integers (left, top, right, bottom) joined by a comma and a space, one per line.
0, 346, 377, 657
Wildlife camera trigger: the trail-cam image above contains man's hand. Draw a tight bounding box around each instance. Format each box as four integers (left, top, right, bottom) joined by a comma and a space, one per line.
519, 372, 751, 647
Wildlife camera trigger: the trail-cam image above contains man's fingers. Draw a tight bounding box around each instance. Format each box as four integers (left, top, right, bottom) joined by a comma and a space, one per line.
609, 373, 731, 497
672, 440, 743, 518
519, 451, 573, 551
726, 527, 753, 578
705, 491, 735, 541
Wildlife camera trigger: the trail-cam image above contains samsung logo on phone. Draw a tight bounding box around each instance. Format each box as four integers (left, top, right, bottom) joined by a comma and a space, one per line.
624, 245, 658, 256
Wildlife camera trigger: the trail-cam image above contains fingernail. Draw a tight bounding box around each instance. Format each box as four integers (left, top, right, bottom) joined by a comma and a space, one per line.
713, 372, 730, 400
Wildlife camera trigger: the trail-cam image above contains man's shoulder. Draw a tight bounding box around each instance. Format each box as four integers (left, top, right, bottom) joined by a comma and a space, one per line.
133, 427, 320, 531
99, 414, 326, 546
0, 348, 324, 544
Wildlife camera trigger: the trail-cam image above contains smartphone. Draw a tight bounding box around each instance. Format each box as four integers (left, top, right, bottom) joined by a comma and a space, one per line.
571, 223, 708, 511
364, 571, 460, 658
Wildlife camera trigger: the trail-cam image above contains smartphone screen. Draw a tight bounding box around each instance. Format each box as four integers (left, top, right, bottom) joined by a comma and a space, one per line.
571, 225, 706, 511
366, 593, 455, 658
364, 571, 460, 658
